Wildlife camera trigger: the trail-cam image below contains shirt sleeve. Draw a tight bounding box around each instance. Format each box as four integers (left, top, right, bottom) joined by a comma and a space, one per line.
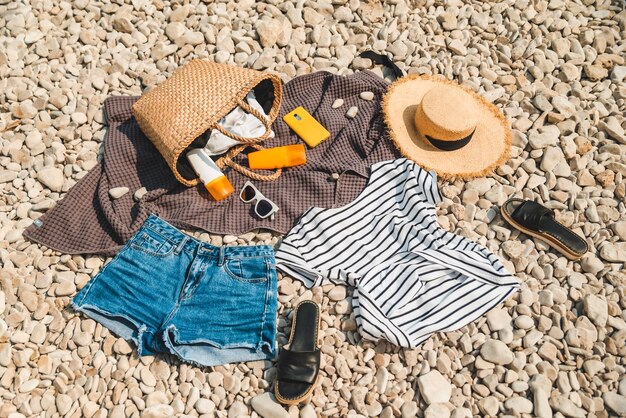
274, 238, 324, 288
425, 169, 443, 205
410, 160, 442, 205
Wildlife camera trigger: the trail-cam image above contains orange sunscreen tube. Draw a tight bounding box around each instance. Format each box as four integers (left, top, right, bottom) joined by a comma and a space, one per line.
248, 144, 307, 170
186, 148, 234, 201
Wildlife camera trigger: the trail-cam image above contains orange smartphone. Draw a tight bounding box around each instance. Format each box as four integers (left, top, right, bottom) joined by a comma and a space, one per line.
283, 107, 330, 148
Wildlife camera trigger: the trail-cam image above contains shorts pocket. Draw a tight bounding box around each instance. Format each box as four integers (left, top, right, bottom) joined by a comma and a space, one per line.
223, 257, 269, 283
129, 228, 176, 257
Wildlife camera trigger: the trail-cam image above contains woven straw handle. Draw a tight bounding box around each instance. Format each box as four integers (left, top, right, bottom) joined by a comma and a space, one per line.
216, 144, 282, 181
211, 98, 273, 144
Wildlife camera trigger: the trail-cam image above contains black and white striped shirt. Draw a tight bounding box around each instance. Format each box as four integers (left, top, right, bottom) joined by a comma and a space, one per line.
276, 159, 519, 347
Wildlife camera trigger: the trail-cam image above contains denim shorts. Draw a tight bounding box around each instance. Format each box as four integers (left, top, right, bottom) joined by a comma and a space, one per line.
72, 215, 277, 366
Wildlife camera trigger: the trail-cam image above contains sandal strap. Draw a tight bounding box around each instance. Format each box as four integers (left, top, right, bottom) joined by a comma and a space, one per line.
277, 348, 320, 384
511, 201, 554, 233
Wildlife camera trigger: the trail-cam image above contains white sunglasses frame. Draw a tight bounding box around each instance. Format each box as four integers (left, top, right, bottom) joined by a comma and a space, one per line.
239, 181, 279, 220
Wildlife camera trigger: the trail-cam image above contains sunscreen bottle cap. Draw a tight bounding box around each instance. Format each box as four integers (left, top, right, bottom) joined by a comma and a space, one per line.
286, 144, 306, 166
205, 175, 234, 201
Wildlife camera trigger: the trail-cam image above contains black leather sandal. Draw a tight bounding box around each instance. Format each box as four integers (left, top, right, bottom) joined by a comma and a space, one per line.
275, 300, 321, 405
501, 198, 588, 260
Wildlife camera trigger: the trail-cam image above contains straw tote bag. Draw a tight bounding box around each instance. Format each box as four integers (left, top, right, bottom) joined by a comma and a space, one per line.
132, 60, 283, 186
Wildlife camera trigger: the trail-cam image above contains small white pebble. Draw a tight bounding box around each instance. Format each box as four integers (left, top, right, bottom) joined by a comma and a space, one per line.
109, 187, 129, 199
360, 91, 374, 100
332, 98, 344, 108
346, 106, 358, 119
71, 112, 88, 124
134, 187, 148, 201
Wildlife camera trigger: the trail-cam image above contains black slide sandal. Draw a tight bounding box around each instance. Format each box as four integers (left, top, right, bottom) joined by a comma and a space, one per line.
275, 300, 321, 405
501, 198, 588, 260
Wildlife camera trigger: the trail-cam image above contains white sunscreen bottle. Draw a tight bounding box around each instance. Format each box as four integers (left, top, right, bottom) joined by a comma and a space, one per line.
186, 149, 234, 201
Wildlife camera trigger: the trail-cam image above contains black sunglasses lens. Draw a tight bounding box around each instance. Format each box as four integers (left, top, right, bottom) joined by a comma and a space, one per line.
241, 185, 256, 202
256, 199, 274, 218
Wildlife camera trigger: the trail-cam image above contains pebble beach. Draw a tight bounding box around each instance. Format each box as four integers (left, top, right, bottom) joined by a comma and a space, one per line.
1, 0, 626, 417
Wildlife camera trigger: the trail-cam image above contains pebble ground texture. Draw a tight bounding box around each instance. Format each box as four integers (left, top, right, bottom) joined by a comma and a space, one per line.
1, 0, 626, 417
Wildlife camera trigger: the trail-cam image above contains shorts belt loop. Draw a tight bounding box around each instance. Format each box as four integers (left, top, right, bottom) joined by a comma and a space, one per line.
174, 236, 188, 255
217, 246, 225, 267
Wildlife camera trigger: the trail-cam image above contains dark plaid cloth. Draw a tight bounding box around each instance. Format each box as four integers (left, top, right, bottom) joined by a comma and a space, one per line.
24, 70, 400, 255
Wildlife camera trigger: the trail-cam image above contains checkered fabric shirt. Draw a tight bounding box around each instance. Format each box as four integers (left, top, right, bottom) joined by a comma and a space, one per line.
24, 70, 400, 255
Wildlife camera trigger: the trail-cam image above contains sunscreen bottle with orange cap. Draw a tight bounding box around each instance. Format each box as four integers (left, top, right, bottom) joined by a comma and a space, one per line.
248, 144, 307, 170
186, 149, 234, 201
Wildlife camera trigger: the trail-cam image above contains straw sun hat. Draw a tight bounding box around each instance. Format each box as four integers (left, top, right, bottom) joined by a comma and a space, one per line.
382, 74, 512, 180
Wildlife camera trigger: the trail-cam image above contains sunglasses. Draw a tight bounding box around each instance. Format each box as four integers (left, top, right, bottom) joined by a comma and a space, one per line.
239, 181, 279, 220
